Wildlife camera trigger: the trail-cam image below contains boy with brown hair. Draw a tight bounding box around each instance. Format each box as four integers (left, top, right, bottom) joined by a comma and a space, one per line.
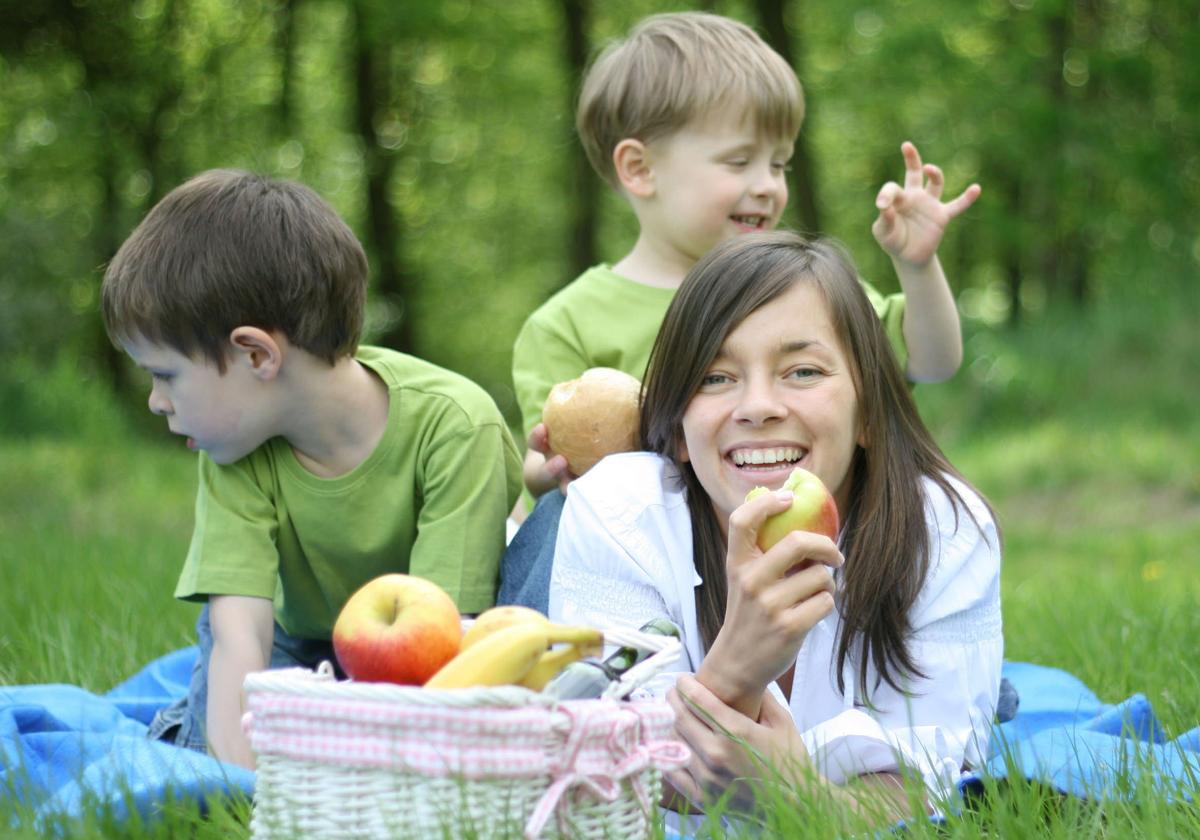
512, 11, 979, 500
102, 169, 522, 768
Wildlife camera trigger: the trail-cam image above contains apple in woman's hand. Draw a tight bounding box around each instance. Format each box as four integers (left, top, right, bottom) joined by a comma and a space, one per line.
332, 574, 462, 685
745, 466, 840, 550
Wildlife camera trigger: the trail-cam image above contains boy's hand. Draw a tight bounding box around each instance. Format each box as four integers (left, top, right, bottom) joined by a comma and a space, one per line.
523, 423, 577, 497
872, 141, 981, 268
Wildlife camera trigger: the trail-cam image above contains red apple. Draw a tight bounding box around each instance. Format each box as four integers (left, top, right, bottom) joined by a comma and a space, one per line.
745, 466, 840, 551
332, 574, 462, 685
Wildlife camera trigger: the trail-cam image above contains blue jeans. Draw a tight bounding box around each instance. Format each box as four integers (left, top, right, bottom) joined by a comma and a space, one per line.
147, 603, 344, 753
497, 489, 565, 613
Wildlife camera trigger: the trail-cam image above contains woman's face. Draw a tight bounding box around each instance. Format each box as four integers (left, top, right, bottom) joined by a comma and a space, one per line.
679, 281, 862, 534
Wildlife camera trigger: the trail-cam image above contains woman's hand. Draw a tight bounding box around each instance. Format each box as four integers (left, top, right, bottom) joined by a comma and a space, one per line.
697, 488, 842, 717
667, 674, 813, 813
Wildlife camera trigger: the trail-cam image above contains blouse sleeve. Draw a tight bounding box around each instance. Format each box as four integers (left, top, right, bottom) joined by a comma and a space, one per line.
800, 480, 1003, 801
547, 482, 674, 633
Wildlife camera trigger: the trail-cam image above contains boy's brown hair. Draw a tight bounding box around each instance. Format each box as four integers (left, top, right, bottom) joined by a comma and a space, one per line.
101, 169, 369, 371
577, 11, 805, 191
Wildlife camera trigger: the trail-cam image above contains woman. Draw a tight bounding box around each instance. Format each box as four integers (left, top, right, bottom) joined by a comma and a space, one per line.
548, 232, 1001, 821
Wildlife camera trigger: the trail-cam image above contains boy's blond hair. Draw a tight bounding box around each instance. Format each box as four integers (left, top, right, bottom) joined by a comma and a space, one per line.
577, 11, 805, 191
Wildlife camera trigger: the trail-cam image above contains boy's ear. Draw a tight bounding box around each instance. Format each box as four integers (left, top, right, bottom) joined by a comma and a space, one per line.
612, 139, 655, 199
228, 327, 283, 381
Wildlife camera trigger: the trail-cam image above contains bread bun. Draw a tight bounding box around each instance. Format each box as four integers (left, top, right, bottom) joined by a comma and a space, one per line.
542, 367, 641, 475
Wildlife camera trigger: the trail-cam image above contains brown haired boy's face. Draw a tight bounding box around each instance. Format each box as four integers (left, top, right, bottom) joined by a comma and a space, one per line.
121, 336, 272, 465
641, 106, 793, 269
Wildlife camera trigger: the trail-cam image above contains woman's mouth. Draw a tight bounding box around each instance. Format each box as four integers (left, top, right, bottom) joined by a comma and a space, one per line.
728, 446, 804, 472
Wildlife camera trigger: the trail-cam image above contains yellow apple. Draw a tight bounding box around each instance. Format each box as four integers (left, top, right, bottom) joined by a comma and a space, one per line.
332, 574, 462, 685
542, 367, 641, 475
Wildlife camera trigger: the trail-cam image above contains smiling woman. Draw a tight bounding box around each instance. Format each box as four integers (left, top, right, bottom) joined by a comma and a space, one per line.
547, 231, 1002, 825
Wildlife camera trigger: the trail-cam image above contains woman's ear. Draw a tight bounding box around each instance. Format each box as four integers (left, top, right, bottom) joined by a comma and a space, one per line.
228, 327, 284, 381
677, 436, 690, 464
613, 139, 655, 199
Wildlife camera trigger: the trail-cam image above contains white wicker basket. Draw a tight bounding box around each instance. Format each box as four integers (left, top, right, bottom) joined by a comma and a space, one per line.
242, 626, 689, 840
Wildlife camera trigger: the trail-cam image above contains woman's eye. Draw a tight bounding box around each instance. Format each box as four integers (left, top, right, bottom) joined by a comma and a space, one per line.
151, 373, 173, 383
700, 373, 730, 387
787, 367, 820, 381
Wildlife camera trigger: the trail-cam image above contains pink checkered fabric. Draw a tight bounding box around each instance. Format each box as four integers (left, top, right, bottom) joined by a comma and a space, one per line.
243, 691, 684, 781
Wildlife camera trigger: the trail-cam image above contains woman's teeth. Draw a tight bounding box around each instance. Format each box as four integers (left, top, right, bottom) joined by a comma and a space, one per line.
731, 447, 801, 466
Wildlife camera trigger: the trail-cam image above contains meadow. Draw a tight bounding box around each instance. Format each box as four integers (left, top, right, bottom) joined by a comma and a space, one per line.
1, 288, 1197, 837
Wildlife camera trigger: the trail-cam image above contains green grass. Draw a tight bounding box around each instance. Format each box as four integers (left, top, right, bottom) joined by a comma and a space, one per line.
2, 290, 1198, 837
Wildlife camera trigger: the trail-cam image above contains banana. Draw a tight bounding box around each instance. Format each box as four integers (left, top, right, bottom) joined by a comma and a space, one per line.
519, 639, 604, 691
424, 622, 552, 689
461, 605, 548, 650
544, 622, 604, 648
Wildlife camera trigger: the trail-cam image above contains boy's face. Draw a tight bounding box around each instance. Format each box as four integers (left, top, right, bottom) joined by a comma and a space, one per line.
641, 107, 793, 268
121, 336, 271, 465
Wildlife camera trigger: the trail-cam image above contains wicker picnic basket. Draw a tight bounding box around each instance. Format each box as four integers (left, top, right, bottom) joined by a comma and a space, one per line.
242, 625, 689, 840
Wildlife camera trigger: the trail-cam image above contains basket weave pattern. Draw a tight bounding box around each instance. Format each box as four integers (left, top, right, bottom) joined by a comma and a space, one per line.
243, 631, 689, 839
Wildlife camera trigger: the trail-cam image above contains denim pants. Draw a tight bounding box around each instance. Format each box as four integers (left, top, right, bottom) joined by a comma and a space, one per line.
496, 489, 565, 613
147, 603, 344, 753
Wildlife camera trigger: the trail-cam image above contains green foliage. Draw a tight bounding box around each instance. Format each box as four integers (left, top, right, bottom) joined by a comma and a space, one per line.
2, 0, 1196, 424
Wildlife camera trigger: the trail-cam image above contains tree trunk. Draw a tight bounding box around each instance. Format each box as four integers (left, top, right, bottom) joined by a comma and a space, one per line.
755, 0, 820, 233
558, 0, 598, 286
351, 0, 413, 353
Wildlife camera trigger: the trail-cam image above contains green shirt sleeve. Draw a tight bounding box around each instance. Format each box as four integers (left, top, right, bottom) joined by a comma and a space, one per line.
412, 421, 523, 614
512, 315, 591, 441
858, 276, 908, 376
175, 453, 280, 602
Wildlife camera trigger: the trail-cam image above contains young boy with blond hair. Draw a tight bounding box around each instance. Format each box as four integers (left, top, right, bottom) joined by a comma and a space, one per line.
501, 11, 978, 607
513, 10, 979, 500
102, 170, 522, 768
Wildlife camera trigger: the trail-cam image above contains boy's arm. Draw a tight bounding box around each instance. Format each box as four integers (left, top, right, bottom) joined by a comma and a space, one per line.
411, 421, 523, 613
206, 594, 274, 769
512, 315, 592, 497
872, 141, 981, 383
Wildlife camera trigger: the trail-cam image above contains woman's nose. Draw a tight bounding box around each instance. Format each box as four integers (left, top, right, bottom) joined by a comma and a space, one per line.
732, 378, 785, 425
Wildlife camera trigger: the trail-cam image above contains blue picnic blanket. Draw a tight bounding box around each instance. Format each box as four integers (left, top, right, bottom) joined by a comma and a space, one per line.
3, 652, 1197, 832
961, 660, 1199, 802
1, 647, 254, 831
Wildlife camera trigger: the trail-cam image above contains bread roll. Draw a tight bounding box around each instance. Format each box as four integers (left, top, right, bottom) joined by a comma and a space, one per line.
542, 367, 641, 475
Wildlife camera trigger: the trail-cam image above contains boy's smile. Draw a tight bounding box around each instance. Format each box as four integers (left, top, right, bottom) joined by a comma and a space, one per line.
642, 105, 792, 269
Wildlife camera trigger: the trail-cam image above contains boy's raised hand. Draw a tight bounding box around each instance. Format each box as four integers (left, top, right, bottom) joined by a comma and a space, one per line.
872, 141, 981, 267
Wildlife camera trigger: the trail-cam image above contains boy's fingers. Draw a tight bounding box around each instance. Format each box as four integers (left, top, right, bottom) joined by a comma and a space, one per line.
944, 183, 982, 218
528, 423, 551, 453
901, 142, 923, 188
875, 181, 902, 210
544, 453, 571, 478
922, 164, 944, 199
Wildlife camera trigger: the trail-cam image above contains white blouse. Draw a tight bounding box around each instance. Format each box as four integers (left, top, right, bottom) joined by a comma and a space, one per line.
548, 452, 1002, 801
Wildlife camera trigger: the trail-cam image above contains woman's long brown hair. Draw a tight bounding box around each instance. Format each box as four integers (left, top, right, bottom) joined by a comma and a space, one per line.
639, 231, 993, 698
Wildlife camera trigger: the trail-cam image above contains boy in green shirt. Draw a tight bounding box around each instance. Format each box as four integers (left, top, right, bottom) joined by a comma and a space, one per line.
101, 170, 522, 768
512, 11, 980, 500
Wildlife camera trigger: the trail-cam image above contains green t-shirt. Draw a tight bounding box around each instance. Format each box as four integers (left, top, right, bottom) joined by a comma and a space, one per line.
512, 264, 908, 440
174, 346, 523, 639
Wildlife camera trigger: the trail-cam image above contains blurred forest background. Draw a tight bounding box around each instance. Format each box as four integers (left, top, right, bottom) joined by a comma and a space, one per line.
0, 0, 1196, 434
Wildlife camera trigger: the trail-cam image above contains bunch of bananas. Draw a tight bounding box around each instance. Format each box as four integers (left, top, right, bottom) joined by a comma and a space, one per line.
424, 606, 603, 690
